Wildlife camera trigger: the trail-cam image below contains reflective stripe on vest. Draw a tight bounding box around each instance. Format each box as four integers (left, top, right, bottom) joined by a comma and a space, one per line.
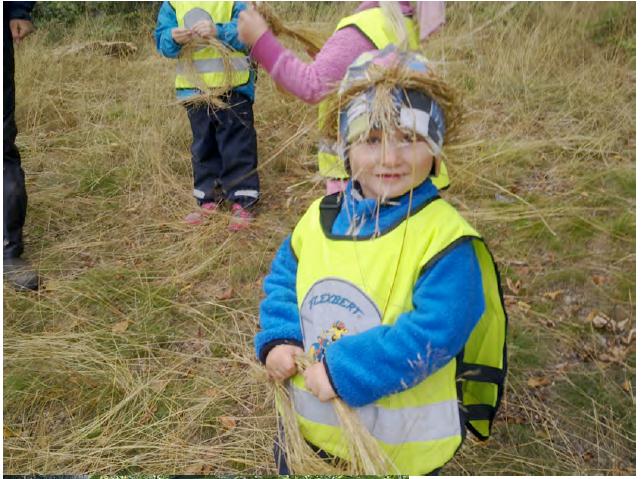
176, 56, 250, 74
289, 194, 507, 473
170, 1, 250, 90
290, 384, 461, 444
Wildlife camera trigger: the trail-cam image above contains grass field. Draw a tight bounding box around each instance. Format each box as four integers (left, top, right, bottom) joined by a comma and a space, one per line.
3, 2, 636, 475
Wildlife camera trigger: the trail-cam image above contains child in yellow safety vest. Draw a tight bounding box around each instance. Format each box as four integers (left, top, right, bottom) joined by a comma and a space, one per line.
238, 1, 450, 195
155, 1, 259, 231
255, 46, 508, 475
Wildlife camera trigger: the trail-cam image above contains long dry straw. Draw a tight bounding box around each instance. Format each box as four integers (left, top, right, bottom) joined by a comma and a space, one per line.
287, 355, 395, 474
254, 2, 326, 56
248, 353, 395, 474
177, 37, 240, 109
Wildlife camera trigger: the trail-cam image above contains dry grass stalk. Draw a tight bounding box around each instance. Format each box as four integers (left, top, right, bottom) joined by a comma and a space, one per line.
255, 2, 326, 56
271, 381, 344, 474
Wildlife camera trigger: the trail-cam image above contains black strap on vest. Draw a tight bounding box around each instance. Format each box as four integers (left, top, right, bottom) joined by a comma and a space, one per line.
458, 362, 505, 384
456, 351, 506, 439
319, 192, 342, 235
465, 404, 496, 421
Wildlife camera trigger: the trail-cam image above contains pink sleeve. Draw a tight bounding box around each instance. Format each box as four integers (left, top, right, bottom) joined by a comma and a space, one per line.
416, 1, 446, 40
250, 28, 376, 104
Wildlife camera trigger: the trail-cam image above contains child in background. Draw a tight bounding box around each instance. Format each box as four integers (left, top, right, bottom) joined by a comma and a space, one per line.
255, 47, 507, 474
155, 1, 259, 231
238, 1, 450, 194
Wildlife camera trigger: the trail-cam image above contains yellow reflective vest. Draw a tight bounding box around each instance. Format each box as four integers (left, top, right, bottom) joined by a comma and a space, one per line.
317, 7, 450, 190
170, 1, 250, 91
288, 193, 507, 474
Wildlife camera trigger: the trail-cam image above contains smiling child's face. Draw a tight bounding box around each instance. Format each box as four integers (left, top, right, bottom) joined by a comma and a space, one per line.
348, 127, 439, 200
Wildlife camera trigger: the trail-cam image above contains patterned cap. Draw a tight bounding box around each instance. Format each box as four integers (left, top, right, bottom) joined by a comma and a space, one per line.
338, 45, 446, 158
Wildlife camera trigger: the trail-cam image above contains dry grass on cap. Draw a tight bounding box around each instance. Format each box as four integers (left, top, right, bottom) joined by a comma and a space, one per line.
320, 59, 464, 148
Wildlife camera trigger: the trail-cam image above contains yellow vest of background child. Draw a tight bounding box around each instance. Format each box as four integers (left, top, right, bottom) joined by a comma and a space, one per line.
171, 1, 250, 91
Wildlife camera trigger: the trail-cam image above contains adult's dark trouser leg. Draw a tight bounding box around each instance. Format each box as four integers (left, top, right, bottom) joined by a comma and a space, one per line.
185, 103, 223, 205
3, 20, 27, 260
216, 92, 259, 208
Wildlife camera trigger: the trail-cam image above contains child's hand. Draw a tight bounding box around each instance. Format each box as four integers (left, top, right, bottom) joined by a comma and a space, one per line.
265, 344, 304, 382
191, 20, 217, 40
9, 19, 35, 43
172, 27, 193, 45
304, 362, 337, 402
238, 9, 269, 47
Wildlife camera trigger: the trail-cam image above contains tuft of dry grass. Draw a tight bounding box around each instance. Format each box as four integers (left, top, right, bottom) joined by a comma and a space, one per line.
255, 2, 327, 56
177, 37, 243, 109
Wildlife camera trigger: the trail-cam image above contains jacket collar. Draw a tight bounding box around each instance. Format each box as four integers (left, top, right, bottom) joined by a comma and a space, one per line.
335, 178, 439, 237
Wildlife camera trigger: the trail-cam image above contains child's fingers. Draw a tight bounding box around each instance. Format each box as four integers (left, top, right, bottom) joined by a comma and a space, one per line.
268, 367, 293, 382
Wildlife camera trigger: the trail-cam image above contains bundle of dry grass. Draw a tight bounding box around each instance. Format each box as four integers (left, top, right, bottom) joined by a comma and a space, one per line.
320, 57, 464, 147
248, 353, 393, 474
177, 37, 242, 109
264, 354, 395, 474
254, 2, 326, 56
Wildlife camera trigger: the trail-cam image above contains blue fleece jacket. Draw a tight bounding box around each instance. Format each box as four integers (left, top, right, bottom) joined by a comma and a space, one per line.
154, 1, 255, 102
255, 178, 485, 408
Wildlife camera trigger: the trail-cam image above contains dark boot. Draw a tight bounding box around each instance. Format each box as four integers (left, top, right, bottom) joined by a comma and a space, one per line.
4, 256, 39, 291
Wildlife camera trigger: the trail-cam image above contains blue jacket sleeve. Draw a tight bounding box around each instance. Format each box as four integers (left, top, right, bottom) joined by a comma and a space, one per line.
255, 236, 303, 363
154, 1, 181, 58
324, 239, 485, 407
216, 2, 249, 52
8, 2, 35, 21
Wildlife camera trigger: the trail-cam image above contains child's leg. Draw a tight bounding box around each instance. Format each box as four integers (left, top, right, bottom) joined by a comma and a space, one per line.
185, 103, 223, 205
215, 92, 259, 209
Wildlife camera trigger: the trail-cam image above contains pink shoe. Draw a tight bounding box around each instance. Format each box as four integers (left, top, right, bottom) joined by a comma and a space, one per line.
228, 203, 254, 231
184, 202, 219, 225
200, 202, 219, 215
326, 179, 348, 195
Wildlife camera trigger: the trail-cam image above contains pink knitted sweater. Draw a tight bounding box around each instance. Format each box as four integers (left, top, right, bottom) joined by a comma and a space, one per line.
250, 1, 444, 105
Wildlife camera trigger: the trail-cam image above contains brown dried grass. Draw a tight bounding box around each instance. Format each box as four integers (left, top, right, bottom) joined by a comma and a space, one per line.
255, 2, 326, 56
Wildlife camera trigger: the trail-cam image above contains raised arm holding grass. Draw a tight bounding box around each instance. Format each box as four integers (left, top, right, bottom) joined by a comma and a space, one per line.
238, 1, 450, 195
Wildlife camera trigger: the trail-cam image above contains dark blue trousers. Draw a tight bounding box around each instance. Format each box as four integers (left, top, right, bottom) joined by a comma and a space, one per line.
185, 92, 259, 208
3, 14, 27, 259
